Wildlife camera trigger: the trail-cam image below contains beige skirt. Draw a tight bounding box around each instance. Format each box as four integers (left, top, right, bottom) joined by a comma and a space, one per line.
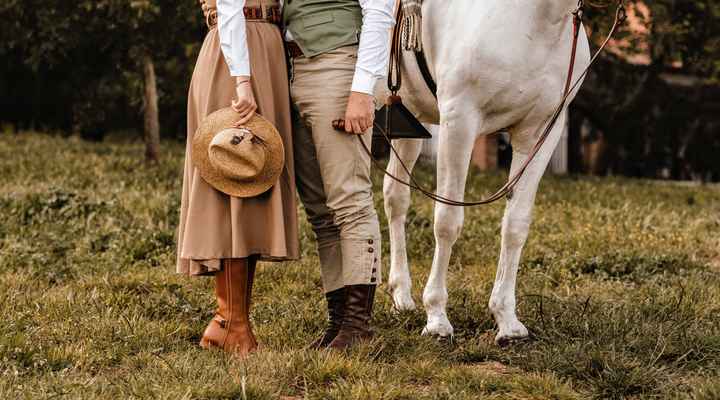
177, 22, 299, 276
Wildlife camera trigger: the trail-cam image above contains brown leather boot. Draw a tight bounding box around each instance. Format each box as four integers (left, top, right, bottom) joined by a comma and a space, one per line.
328, 284, 376, 350
200, 258, 258, 356
309, 287, 347, 349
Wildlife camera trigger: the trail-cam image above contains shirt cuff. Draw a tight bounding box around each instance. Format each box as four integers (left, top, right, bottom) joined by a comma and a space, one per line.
226, 60, 251, 77
351, 68, 378, 95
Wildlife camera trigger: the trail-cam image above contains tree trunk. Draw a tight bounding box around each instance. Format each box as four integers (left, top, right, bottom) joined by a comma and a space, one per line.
143, 53, 160, 163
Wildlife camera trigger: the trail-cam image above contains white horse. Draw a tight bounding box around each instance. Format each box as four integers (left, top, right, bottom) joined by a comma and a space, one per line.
379, 0, 592, 345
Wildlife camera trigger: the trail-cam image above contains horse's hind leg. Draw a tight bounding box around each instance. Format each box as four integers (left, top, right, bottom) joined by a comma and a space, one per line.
490, 110, 568, 346
384, 139, 423, 311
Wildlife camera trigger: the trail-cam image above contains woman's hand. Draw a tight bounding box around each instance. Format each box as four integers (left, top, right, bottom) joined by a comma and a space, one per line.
232, 76, 257, 126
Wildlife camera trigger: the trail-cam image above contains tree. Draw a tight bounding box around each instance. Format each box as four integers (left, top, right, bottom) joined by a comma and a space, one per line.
0, 0, 202, 158
569, 0, 720, 181
99, 0, 201, 162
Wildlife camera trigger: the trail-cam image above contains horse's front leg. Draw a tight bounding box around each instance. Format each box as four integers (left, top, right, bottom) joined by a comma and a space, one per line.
422, 103, 480, 337
490, 111, 568, 346
384, 139, 423, 311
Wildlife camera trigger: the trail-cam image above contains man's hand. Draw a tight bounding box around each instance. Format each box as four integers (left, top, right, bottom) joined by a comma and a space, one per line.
343, 91, 375, 134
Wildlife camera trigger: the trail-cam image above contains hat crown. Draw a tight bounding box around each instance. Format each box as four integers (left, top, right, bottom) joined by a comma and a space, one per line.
208, 128, 267, 181
192, 109, 284, 198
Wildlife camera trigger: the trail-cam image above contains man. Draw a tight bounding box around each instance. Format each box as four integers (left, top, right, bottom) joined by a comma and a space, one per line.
283, 0, 396, 350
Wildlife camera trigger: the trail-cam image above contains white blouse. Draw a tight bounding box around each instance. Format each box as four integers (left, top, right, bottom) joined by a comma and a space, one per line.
216, 0, 396, 95
217, 0, 250, 77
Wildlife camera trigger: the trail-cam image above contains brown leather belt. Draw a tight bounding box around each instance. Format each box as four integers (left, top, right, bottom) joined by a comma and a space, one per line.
286, 41, 304, 58
244, 5, 281, 24
205, 5, 281, 29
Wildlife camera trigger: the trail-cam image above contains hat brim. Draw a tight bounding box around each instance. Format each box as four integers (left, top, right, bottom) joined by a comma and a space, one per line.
192, 108, 285, 198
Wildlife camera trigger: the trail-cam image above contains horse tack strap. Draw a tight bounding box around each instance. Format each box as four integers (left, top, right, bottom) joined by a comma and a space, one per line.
387, 5, 404, 94
415, 50, 437, 98
388, 2, 436, 98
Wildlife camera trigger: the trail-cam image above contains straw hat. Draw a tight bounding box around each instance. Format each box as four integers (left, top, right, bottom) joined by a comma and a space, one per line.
192, 108, 285, 198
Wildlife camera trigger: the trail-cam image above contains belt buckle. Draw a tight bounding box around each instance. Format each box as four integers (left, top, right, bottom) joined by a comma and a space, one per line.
265, 5, 281, 24
243, 6, 262, 20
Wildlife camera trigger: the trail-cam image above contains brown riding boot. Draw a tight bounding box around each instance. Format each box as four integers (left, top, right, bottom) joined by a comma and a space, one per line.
200, 258, 258, 356
328, 285, 376, 350
309, 287, 348, 349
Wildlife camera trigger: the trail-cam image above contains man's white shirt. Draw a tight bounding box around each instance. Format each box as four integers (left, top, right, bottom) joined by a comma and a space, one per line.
216, 0, 395, 95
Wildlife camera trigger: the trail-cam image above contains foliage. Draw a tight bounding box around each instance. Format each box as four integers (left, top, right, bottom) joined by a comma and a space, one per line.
584, 0, 720, 78
0, 0, 203, 137
0, 0, 718, 177
571, 1, 720, 181
1, 133, 719, 399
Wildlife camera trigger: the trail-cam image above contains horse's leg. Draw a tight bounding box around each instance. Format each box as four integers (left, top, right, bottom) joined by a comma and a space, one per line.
489, 110, 568, 346
383, 139, 423, 311
422, 108, 479, 337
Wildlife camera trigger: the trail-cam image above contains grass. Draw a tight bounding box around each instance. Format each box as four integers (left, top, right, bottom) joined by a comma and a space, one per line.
1, 131, 719, 399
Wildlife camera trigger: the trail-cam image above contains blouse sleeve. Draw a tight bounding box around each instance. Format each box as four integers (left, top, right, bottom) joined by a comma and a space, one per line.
217, 0, 250, 77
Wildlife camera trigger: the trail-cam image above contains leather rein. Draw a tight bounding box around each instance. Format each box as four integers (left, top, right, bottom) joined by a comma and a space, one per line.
341, 0, 627, 207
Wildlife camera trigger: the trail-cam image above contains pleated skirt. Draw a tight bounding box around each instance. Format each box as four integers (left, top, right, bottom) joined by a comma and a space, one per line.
177, 22, 299, 276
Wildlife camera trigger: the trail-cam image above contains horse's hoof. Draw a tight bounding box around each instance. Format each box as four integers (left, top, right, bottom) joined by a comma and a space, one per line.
422, 315, 454, 338
392, 291, 417, 312
494, 321, 529, 347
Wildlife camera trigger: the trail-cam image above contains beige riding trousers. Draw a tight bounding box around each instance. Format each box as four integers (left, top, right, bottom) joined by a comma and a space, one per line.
290, 45, 382, 293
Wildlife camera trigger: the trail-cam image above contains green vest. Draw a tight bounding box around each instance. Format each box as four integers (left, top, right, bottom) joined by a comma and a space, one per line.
283, 0, 363, 57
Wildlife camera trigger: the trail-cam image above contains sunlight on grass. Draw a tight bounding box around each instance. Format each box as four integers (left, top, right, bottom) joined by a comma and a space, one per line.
1, 132, 719, 399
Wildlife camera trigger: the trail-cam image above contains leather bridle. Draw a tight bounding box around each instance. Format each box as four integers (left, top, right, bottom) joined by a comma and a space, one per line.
337, 0, 627, 207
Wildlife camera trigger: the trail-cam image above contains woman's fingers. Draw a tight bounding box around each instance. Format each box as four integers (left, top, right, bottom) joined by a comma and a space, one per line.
232, 103, 248, 114
235, 104, 257, 126
232, 101, 257, 126
237, 109, 256, 125
232, 98, 251, 113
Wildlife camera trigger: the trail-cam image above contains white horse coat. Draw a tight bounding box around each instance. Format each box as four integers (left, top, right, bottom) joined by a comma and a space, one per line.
379, 0, 591, 344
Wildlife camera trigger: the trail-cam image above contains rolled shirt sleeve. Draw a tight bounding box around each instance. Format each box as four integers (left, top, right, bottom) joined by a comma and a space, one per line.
351, 0, 396, 95
217, 0, 250, 77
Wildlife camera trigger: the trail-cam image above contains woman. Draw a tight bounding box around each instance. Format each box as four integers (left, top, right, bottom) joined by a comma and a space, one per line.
177, 0, 298, 356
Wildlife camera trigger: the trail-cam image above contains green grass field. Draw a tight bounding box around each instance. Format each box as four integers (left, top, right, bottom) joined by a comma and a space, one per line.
1, 132, 719, 399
